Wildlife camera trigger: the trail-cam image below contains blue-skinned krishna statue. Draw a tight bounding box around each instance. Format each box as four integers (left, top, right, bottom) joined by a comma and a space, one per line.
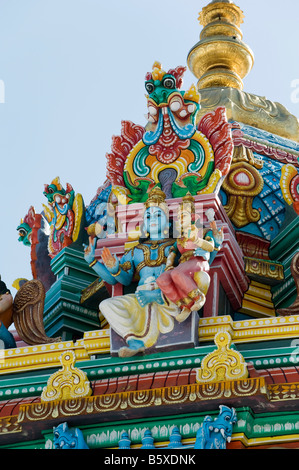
84, 188, 180, 358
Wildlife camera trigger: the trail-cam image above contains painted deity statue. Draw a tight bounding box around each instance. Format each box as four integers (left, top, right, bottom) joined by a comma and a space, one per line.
156, 194, 224, 321
105, 62, 233, 205
84, 188, 181, 358
17, 206, 55, 291
43, 177, 86, 259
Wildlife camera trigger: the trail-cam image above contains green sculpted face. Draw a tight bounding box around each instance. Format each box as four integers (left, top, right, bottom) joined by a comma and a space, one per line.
17, 222, 32, 246
17, 207, 37, 247
144, 65, 199, 138
43, 182, 74, 209
105, 61, 233, 205
145, 74, 180, 106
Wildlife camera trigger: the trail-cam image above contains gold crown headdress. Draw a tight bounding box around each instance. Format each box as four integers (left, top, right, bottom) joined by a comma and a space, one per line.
144, 187, 169, 215
51, 176, 62, 191
145, 61, 187, 90
179, 192, 195, 213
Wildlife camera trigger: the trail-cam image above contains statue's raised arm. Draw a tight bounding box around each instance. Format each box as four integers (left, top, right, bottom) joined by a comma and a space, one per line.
83, 237, 119, 285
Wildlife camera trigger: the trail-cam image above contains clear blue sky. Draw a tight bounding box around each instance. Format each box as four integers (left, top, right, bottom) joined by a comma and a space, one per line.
1, 0, 299, 294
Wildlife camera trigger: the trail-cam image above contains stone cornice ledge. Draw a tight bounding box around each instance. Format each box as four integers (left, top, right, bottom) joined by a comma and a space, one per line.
17, 377, 268, 427
2, 378, 299, 445
199, 315, 299, 343
2, 314, 299, 376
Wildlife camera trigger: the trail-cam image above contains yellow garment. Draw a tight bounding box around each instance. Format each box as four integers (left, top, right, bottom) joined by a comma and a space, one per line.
100, 293, 180, 348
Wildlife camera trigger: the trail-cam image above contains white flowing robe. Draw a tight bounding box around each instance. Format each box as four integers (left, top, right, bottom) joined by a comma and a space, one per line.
100, 290, 180, 348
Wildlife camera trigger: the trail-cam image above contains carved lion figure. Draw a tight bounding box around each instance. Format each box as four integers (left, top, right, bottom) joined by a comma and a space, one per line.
194, 405, 237, 449
53, 422, 89, 449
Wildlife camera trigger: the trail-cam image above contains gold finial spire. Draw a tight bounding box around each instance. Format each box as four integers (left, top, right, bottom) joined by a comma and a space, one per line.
144, 187, 169, 214
187, 1, 254, 90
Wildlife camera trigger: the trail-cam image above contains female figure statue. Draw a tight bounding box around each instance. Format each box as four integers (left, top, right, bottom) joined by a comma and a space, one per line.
156, 194, 224, 322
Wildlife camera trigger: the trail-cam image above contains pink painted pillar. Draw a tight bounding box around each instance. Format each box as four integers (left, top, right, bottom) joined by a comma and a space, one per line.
203, 271, 219, 317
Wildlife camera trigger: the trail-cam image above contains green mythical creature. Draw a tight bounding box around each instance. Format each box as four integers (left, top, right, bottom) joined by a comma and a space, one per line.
106, 61, 234, 204
84, 187, 183, 358
17, 206, 55, 292
43, 177, 86, 259
17, 214, 32, 247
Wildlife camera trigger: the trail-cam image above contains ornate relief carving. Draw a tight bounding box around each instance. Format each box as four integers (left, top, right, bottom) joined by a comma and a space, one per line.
222, 161, 264, 228
18, 377, 267, 425
40, 350, 92, 402
196, 331, 248, 383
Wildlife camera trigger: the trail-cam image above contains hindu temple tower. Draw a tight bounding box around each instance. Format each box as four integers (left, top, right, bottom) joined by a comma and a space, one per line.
0, 0, 299, 451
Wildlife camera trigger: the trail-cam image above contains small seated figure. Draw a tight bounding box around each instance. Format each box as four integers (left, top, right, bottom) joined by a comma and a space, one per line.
84, 188, 181, 358
156, 194, 224, 322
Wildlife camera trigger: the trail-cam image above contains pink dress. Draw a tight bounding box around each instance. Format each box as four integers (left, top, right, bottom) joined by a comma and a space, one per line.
156, 229, 211, 309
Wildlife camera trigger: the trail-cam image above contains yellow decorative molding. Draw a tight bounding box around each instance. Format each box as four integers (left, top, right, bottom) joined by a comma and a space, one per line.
244, 258, 284, 283
231, 433, 299, 448
199, 314, 299, 343
268, 382, 299, 402
17, 377, 268, 424
196, 331, 248, 383
82, 329, 110, 355
222, 163, 264, 228
41, 350, 92, 402
0, 415, 21, 434
238, 280, 276, 318
0, 330, 109, 375
0, 339, 88, 374
1, 312, 299, 377
231, 145, 263, 169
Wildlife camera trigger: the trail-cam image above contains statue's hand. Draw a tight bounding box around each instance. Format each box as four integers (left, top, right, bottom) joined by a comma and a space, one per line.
165, 251, 176, 271
194, 247, 207, 257
214, 226, 224, 246
101, 247, 119, 274
83, 236, 97, 265
136, 289, 164, 307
